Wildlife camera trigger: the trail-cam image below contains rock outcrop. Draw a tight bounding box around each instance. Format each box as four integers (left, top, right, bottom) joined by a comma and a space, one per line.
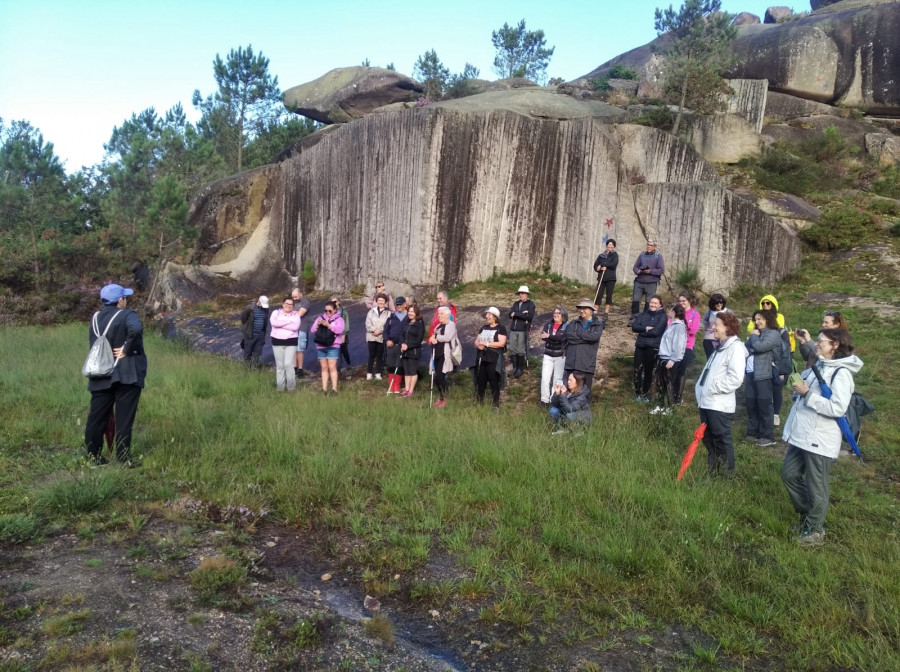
156, 90, 800, 309
283, 67, 423, 124
733, 12, 761, 25
583, 0, 900, 115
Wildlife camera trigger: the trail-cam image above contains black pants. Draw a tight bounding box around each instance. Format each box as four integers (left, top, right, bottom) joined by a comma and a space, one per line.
476, 362, 501, 408
85, 383, 142, 461
367, 341, 385, 375
597, 279, 615, 307
244, 333, 265, 366
654, 360, 676, 407
633, 346, 658, 395
703, 340, 716, 358
700, 407, 735, 474
745, 375, 775, 441
340, 340, 351, 366
672, 348, 695, 403
773, 373, 784, 414
434, 358, 448, 398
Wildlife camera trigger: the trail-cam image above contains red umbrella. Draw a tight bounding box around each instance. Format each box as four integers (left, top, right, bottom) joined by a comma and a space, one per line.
677, 423, 706, 481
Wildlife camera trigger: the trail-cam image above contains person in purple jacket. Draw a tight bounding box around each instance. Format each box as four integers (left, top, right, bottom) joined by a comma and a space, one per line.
630, 239, 665, 322
311, 301, 345, 395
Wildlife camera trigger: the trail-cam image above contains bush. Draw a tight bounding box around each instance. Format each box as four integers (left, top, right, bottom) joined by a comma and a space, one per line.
35, 470, 130, 515
300, 259, 316, 291
799, 204, 875, 250
675, 265, 704, 294
872, 164, 900, 199
0, 513, 39, 544
631, 106, 675, 131
607, 65, 639, 80
590, 77, 610, 92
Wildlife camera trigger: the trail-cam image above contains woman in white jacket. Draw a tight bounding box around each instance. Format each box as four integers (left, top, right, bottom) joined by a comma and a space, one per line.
694, 312, 747, 476
781, 328, 863, 547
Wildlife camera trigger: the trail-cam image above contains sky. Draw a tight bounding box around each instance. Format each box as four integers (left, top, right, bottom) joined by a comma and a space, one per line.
1, 0, 779, 174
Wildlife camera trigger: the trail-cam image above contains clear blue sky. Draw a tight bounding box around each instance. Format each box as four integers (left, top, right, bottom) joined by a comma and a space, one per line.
1, 0, 777, 173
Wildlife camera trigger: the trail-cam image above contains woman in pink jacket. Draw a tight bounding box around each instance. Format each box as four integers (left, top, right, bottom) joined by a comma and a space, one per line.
672, 291, 701, 404
311, 300, 345, 395
269, 297, 302, 392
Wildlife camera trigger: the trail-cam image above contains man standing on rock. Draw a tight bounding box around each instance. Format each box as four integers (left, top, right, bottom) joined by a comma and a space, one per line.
631, 239, 665, 322
84, 284, 147, 467
240, 295, 270, 368
507, 285, 535, 378
291, 288, 311, 378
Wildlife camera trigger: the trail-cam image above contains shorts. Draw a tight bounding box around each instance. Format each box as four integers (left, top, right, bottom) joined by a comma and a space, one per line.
317, 346, 340, 360
402, 358, 419, 376
297, 331, 308, 351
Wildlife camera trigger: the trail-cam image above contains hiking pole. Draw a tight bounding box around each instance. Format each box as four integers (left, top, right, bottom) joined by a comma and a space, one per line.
593, 268, 606, 309
429, 350, 435, 407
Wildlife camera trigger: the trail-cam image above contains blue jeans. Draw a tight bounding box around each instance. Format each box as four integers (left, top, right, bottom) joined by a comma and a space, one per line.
549, 407, 577, 423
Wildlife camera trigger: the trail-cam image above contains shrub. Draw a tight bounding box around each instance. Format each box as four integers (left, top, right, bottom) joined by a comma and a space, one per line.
590, 77, 610, 92
872, 164, 900, 199
675, 265, 704, 294
799, 205, 875, 250
189, 556, 246, 604
607, 65, 639, 80
0, 513, 38, 544
867, 198, 900, 217
300, 259, 316, 291
631, 106, 674, 131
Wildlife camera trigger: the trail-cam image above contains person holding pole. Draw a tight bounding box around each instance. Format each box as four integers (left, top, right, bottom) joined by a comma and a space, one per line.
428, 306, 456, 408
592, 239, 618, 321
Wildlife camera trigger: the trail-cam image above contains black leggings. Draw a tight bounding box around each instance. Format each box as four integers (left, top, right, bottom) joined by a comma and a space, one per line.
476, 362, 501, 407
597, 280, 615, 307
434, 358, 448, 397
367, 341, 385, 374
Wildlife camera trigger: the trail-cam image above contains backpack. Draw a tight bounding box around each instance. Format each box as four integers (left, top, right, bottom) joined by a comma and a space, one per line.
449, 335, 462, 366
829, 368, 875, 442
313, 320, 336, 347
776, 328, 793, 376
82, 310, 123, 378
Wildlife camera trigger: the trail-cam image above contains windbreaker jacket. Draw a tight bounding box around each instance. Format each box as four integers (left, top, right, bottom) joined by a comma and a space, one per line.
658, 320, 686, 363
542, 320, 567, 358
311, 313, 345, 347
632, 251, 665, 284
593, 250, 619, 283
632, 306, 668, 348
550, 386, 592, 423
694, 335, 747, 413
87, 305, 147, 391
564, 317, 604, 374
365, 307, 391, 343
746, 327, 781, 381
782, 355, 863, 459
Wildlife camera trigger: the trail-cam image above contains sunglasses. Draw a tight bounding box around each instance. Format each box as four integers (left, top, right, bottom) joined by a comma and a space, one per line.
324, 309, 334, 314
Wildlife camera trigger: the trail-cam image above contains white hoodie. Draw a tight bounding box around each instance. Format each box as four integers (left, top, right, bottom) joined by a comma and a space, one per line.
694, 335, 747, 413
782, 354, 864, 459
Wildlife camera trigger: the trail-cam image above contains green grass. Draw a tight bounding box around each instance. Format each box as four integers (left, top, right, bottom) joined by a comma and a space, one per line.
0, 259, 898, 670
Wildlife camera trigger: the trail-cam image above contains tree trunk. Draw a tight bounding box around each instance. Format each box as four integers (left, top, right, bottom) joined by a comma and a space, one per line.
28, 191, 41, 292
673, 73, 689, 136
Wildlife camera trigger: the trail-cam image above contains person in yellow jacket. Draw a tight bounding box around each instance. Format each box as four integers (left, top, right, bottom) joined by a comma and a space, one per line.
746, 294, 793, 427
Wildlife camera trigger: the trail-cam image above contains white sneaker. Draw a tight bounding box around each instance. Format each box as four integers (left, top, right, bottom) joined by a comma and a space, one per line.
650, 406, 663, 415
366, 373, 373, 381
375, 373, 382, 380
774, 414, 780, 426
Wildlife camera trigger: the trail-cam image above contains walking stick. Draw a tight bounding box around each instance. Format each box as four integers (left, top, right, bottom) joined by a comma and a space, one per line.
429, 350, 435, 406
593, 268, 607, 309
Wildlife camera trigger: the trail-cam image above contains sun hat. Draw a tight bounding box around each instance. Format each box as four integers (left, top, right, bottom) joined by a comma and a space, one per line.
258, 295, 269, 308
576, 298, 595, 310
100, 284, 134, 305
517, 285, 530, 294
486, 307, 501, 319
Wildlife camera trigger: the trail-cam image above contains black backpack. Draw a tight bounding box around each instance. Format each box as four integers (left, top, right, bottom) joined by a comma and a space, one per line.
313, 320, 336, 347
776, 328, 793, 376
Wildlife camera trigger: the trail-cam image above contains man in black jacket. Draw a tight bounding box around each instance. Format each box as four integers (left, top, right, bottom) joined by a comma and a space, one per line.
84, 284, 147, 467
564, 299, 605, 392
508, 285, 535, 378
240, 295, 270, 368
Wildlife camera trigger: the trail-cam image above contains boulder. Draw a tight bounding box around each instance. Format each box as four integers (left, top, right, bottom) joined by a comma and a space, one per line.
810, 0, 844, 8
682, 113, 761, 163
581, 0, 900, 115
154, 90, 799, 310
764, 91, 849, 121
758, 192, 822, 219
762, 114, 882, 150
283, 66, 423, 124
865, 133, 900, 166
764, 6, 795, 23
431, 88, 626, 122
733, 12, 761, 24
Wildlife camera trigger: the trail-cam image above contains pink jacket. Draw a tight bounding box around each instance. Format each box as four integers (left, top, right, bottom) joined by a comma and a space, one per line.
669, 308, 701, 350
312, 313, 345, 347
269, 309, 301, 340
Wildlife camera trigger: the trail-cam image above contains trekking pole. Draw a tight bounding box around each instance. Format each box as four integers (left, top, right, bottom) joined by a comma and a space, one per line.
429, 350, 435, 407
593, 269, 607, 309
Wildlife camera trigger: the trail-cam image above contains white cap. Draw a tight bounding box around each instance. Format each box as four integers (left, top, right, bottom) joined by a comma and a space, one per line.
517, 285, 530, 294
486, 307, 501, 319
258, 295, 269, 308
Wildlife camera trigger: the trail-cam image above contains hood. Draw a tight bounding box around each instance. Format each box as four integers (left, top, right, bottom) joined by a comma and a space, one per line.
758, 294, 780, 312
819, 354, 864, 376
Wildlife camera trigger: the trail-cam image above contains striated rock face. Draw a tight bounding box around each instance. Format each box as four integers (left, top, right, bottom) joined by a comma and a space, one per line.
583, 0, 900, 115
283, 66, 423, 124
161, 97, 800, 308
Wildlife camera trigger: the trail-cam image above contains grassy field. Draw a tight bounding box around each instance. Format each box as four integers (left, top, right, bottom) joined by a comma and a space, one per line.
1, 258, 898, 671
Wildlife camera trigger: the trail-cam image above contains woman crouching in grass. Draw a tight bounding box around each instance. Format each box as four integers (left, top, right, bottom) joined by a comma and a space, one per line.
694, 312, 746, 476
548, 372, 592, 435
781, 328, 863, 547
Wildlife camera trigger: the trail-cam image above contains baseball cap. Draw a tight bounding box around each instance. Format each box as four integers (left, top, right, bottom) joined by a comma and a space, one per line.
100, 284, 134, 305
258, 295, 269, 308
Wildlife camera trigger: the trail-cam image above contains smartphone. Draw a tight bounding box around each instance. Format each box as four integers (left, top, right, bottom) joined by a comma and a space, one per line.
788, 372, 803, 387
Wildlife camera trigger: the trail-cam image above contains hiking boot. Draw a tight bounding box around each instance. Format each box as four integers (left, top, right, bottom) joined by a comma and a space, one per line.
296, 369, 306, 378
756, 438, 776, 447
797, 529, 825, 547
88, 455, 109, 467
512, 368, 523, 378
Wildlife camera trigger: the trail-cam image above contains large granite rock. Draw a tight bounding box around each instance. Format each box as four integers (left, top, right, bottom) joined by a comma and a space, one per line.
283, 66, 423, 124
865, 133, 900, 166
582, 0, 900, 115
733, 12, 762, 24
764, 91, 850, 120
152, 89, 800, 309
764, 6, 796, 23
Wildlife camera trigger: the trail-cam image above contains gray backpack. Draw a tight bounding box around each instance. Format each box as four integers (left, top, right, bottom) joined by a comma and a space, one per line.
82, 310, 123, 378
